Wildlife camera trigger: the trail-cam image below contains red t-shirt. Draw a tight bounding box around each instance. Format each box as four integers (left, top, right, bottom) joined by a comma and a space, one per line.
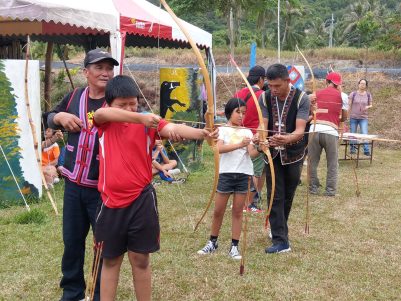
97, 120, 168, 208
234, 86, 264, 133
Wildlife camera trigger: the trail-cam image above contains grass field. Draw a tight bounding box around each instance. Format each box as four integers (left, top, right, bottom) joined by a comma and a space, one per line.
1, 145, 401, 300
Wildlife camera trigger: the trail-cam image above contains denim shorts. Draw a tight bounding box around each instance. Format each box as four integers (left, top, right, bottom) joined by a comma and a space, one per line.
217, 173, 252, 194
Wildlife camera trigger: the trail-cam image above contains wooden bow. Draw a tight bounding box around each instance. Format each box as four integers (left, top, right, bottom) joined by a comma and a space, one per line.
160, 0, 220, 231
228, 56, 276, 230
296, 45, 315, 233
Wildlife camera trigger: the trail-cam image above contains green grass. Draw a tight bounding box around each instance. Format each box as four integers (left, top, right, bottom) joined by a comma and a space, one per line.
1, 146, 401, 300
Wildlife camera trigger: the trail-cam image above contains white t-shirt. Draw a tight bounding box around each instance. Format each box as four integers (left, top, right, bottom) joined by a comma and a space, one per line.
218, 126, 254, 175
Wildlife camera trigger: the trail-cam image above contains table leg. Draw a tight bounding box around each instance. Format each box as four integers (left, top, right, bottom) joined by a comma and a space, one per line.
356, 144, 360, 168
370, 141, 374, 164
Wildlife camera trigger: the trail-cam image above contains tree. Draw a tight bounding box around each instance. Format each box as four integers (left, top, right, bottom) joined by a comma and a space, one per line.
280, 0, 303, 49
357, 12, 380, 48
0, 60, 26, 205
341, 0, 383, 46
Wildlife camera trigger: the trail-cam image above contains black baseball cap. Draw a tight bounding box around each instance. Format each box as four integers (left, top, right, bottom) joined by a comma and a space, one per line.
248, 65, 266, 77
84, 48, 119, 67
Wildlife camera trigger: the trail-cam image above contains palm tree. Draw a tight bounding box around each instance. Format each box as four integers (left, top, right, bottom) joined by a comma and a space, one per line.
280, 0, 302, 50
341, 0, 383, 46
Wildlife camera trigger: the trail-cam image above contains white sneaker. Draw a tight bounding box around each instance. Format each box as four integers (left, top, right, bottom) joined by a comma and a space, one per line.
228, 245, 242, 260
168, 168, 181, 175
197, 240, 218, 255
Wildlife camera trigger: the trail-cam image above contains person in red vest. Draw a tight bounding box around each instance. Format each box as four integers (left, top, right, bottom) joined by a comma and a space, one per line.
234, 65, 266, 212
308, 72, 348, 197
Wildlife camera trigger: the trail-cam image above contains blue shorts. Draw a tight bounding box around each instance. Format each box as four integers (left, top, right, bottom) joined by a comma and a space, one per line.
217, 173, 252, 194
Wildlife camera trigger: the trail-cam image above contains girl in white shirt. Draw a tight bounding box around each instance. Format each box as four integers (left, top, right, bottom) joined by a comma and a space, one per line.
197, 98, 259, 260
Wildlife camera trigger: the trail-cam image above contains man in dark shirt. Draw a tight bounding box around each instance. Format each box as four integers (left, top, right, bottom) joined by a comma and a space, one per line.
259, 64, 310, 254
47, 49, 118, 301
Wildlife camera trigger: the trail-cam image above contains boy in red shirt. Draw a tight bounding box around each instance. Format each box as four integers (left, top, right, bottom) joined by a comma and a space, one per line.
93, 75, 216, 301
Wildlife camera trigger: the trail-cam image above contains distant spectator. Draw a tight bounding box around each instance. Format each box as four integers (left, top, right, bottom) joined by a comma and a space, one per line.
309, 72, 348, 197
348, 79, 373, 156
41, 128, 63, 186
151, 140, 180, 181
57, 146, 66, 175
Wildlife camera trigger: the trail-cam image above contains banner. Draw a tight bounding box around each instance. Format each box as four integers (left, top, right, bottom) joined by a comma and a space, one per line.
0, 60, 42, 206
287, 65, 306, 91
159, 67, 203, 171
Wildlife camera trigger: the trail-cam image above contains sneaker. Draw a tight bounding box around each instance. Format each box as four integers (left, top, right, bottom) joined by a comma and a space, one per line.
228, 245, 242, 260
197, 240, 218, 255
168, 168, 181, 175
171, 178, 186, 184
265, 243, 291, 254
364, 151, 371, 156
246, 204, 263, 213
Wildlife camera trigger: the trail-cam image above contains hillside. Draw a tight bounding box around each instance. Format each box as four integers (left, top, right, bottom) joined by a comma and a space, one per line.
55, 47, 401, 148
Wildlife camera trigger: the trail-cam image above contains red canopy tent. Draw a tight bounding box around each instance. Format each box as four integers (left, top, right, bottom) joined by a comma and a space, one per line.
112, 0, 213, 76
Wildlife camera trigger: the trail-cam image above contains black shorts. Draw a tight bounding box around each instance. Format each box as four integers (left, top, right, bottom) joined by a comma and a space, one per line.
95, 184, 160, 258
217, 173, 252, 194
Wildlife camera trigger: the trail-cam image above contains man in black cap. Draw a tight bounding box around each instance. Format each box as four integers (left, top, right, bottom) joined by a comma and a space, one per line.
234, 65, 266, 213
47, 48, 118, 301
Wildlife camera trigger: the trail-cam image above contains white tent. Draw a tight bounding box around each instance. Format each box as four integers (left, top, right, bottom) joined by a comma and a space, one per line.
0, 0, 213, 66
0, 0, 216, 109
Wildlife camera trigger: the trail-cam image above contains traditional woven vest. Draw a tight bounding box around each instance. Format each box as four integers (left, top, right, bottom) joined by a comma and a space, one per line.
61, 87, 105, 188
264, 87, 307, 165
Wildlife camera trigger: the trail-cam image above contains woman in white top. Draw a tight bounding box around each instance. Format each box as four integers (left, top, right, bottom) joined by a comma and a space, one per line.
197, 98, 259, 260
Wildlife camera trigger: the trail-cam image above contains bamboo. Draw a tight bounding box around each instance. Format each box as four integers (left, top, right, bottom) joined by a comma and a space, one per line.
24, 36, 59, 215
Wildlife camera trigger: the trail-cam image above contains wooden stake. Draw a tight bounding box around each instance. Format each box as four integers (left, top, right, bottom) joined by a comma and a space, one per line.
24, 36, 58, 215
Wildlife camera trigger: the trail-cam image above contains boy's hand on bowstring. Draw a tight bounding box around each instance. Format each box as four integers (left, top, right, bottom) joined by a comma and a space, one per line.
141, 113, 161, 128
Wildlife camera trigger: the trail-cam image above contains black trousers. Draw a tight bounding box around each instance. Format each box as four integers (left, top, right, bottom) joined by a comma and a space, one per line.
60, 179, 101, 301
266, 156, 302, 245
